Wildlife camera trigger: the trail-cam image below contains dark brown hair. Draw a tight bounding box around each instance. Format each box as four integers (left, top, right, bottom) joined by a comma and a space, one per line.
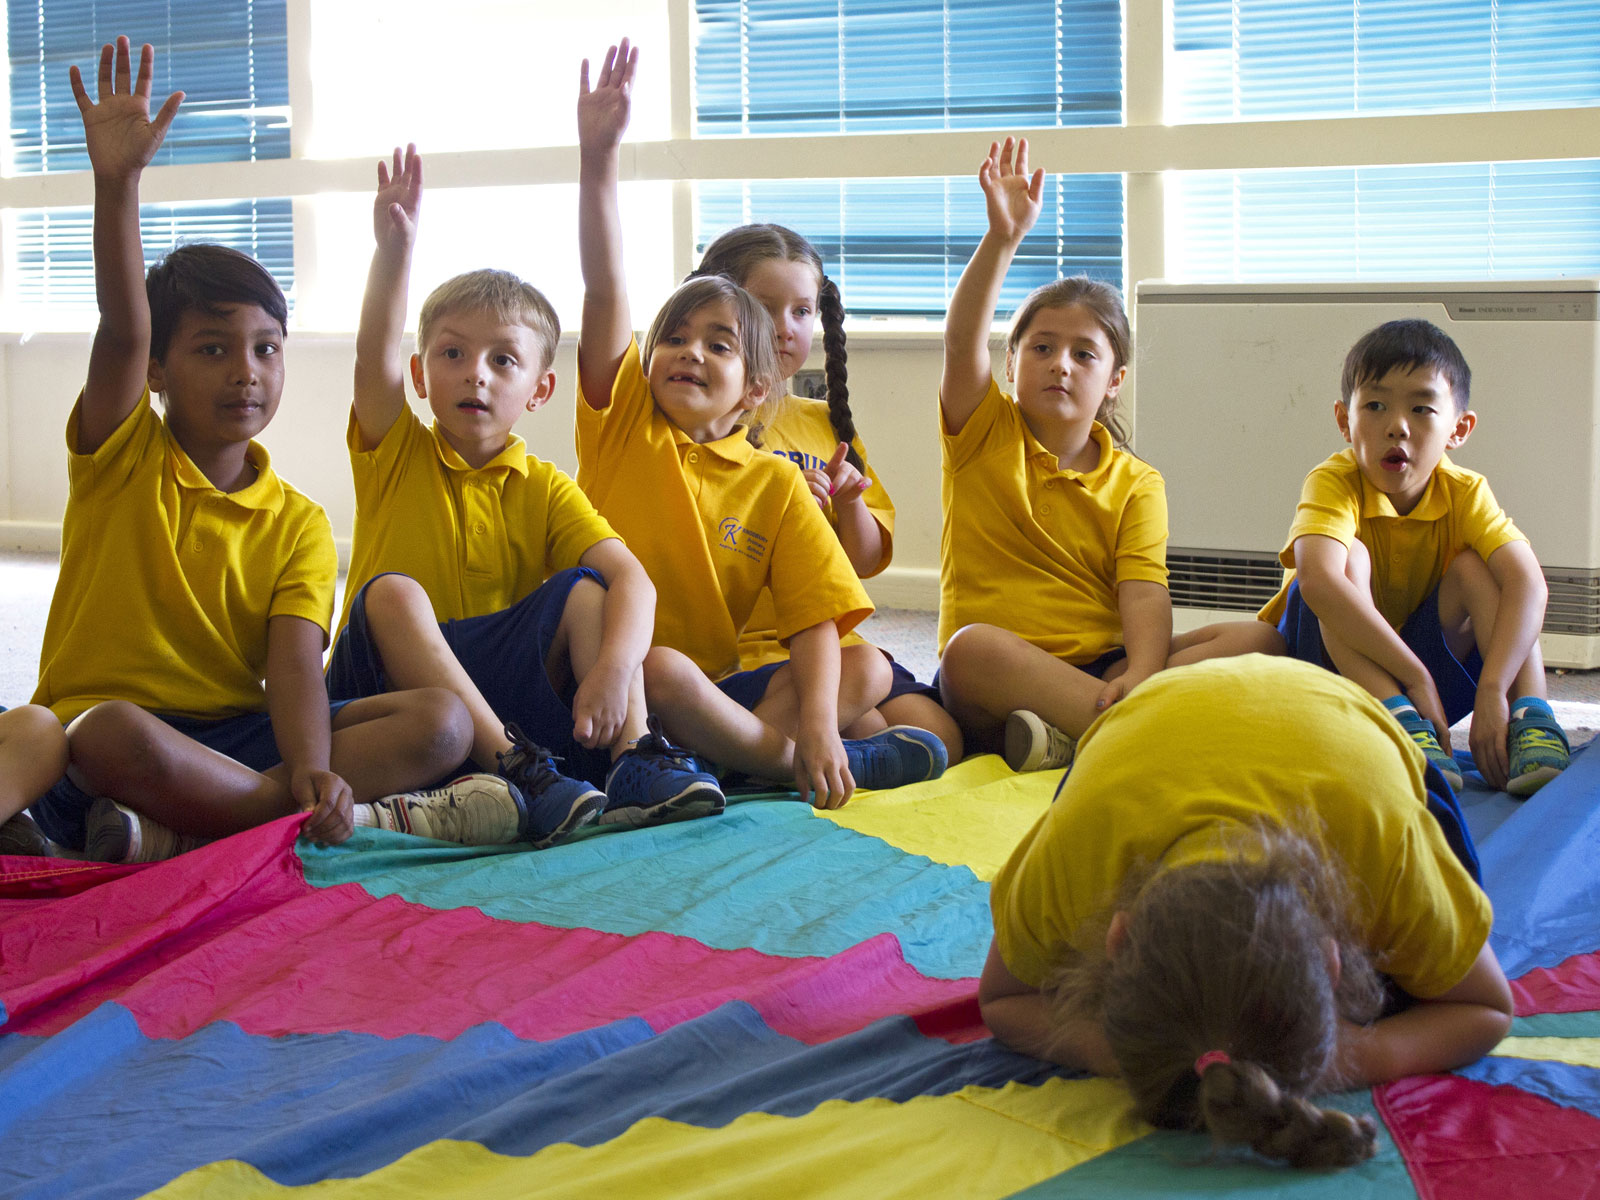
146, 243, 288, 363
1005, 275, 1132, 447
693, 223, 862, 470
1051, 828, 1384, 1169
642, 276, 783, 443
1341, 318, 1471, 413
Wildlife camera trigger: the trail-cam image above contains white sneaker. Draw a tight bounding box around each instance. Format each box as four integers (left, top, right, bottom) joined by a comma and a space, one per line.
1003, 710, 1076, 773
85, 798, 208, 864
364, 774, 528, 846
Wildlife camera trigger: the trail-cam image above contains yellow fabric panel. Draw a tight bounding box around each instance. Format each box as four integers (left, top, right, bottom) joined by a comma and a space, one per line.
1259, 448, 1524, 627
817, 755, 1056, 881
1492, 1036, 1600, 1069
146, 1078, 1147, 1200
939, 379, 1168, 661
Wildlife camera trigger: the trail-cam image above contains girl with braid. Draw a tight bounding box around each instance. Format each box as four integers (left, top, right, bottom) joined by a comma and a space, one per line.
982, 655, 1512, 1170
694, 225, 964, 762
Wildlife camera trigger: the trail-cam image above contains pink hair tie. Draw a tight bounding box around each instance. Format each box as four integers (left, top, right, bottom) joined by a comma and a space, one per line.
1194, 1050, 1232, 1077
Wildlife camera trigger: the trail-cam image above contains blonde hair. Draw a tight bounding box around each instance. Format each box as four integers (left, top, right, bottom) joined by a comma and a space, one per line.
416, 269, 560, 371
642, 276, 783, 444
1050, 827, 1384, 1169
1006, 276, 1132, 448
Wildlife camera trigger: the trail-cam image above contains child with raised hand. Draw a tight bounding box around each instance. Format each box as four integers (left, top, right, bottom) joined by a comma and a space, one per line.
323, 138, 721, 843
0, 706, 68, 856
576, 41, 946, 808
937, 137, 1281, 773
981, 656, 1511, 1170
693, 225, 963, 763
30, 37, 480, 864
1261, 319, 1569, 797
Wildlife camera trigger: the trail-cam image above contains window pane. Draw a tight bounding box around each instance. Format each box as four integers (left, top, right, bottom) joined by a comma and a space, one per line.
6, 0, 289, 172
694, 0, 1122, 135
1170, 0, 1600, 122
696, 175, 1124, 318
6, 199, 295, 324
305, 1, 671, 157
1167, 161, 1600, 281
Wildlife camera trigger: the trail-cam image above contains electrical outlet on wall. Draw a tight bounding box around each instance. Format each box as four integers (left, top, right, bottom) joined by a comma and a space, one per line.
792, 369, 826, 399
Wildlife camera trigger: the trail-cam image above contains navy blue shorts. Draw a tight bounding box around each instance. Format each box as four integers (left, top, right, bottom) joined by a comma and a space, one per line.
31, 700, 352, 851
716, 649, 942, 713
1277, 580, 1481, 727
325, 567, 611, 788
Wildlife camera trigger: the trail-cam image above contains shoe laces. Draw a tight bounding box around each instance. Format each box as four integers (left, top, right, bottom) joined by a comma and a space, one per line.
1513, 725, 1567, 755
499, 722, 567, 798
632, 713, 698, 769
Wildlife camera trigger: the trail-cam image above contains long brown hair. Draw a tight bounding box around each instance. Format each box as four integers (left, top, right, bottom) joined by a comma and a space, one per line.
694, 223, 862, 470
1006, 275, 1132, 448
1050, 827, 1384, 1169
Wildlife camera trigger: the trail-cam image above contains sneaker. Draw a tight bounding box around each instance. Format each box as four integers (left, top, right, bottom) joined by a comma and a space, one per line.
497, 724, 605, 849
1393, 710, 1463, 792
601, 716, 725, 829
1004, 710, 1076, 773
1507, 709, 1571, 798
0, 812, 51, 857
842, 725, 948, 791
367, 773, 530, 845
85, 798, 207, 864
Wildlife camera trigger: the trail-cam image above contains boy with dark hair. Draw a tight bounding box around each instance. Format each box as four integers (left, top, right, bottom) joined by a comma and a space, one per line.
29, 37, 504, 863
1261, 318, 1570, 797
323, 142, 722, 842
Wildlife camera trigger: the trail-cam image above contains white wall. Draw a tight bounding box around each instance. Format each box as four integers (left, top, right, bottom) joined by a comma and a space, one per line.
0, 330, 957, 610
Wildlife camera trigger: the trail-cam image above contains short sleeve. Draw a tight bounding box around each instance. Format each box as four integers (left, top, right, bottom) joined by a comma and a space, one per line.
575, 340, 654, 498
1365, 817, 1494, 999
941, 378, 1013, 473
767, 470, 874, 644
1279, 461, 1362, 568
542, 467, 621, 574
1114, 468, 1169, 586
269, 504, 338, 637
1458, 473, 1525, 564
65, 390, 161, 498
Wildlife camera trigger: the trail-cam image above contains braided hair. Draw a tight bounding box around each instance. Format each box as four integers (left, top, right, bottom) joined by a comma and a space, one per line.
694, 224, 864, 471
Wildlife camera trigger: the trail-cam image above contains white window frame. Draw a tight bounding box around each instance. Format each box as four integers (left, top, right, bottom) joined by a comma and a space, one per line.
3, 0, 1600, 332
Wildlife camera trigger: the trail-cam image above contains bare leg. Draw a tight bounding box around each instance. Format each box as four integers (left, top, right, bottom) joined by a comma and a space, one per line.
751, 644, 891, 737
938, 623, 1109, 750
1315, 539, 1407, 699
1438, 549, 1547, 701
878, 693, 964, 763
0, 705, 68, 824
66, 691, 471, 838
549, 574, 649, 759
643, 647, 794, 780
1169, 618, 1286, 666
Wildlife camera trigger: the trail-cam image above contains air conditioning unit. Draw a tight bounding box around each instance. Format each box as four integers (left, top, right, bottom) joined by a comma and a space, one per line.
1134, 280, 1600, 668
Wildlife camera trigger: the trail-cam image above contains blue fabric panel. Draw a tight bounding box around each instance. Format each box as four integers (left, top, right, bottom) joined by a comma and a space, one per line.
1456, 1055, 1600, 1123
297, 802, 993, 980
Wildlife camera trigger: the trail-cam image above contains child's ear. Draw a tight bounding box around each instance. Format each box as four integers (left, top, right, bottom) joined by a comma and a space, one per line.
1448, 409, 1477, 448
1105, 911, 1131, 959
1004, 348, 1016, 384
1104, 364, 1127, 400
1323, 936, 1343, 988
409, 354, 427, 399
146, 357, 165, 397
1334, 401, 1352, 442
739, 376, 771, 413
525, 370, 558, 413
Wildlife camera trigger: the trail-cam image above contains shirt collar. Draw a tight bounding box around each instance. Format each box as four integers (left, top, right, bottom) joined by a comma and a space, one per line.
165, 423, 284, 513
677, 421, 757, 465
1026, 420, 1115, 482
429, 422, 530, 477
1359, 453, 1451, 522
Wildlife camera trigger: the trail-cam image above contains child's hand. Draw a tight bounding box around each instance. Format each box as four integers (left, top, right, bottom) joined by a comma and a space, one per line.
978, 136, 1044, 245
578, 38, 639, 155
1402, 672, 1452, 763
373, 144, 422, 252
1470, 691, 1511, 790
794, 723, 854, 809
571, 661, 631, 751
69, 37, 183, 182
293, 767, 355, 846
802, 442, 871, 511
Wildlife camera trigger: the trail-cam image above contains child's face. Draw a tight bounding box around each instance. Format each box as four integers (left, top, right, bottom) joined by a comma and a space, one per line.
147, 303, 284, 456
410, 308, 555, 461
1337, 364, 1475, 515
741, 257, 819, 383
1006, 303, 1124, 430
646, 299, 765, 443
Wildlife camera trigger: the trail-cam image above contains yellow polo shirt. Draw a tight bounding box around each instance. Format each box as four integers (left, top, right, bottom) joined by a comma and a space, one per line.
34, 394, 335, 723
340, 406, 617, 633
576, 343, 873, 680
738, 394, 896, 669
1259, 449, 1524, 628
939, 379, 1168, 660
991, 655, 1491, 1000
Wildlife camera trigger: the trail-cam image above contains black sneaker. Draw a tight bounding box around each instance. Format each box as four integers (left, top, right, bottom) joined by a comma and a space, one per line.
497, 724, 605, 849
601, 715, 725, 829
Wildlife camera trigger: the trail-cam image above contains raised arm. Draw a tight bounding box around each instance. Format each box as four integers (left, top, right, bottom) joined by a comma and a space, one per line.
352, 144, 423, 449
69, 37, 183, 454
577, 39, 638, 409
940, 137, 1043, 435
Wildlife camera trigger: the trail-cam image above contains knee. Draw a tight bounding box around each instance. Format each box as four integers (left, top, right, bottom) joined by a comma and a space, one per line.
842, 644, 893, 697
1243, 620, 1287, 656
362, 572, 434, 628
563, 575, 607, 618
938, 623, 1008, 696
66, 701, 167, 791
1344, 537, 1372, 584
1443, 548, 1491, 591
398, 687, 474, 768
643, 646, 699, 706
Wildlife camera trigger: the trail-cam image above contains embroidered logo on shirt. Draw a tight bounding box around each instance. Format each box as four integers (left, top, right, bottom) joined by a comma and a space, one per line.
718, 517, 769, 563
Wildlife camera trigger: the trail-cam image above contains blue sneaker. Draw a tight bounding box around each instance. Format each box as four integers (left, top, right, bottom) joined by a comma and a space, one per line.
497, 724, 605, 849
1393, 710, 1463, 792
1507, 707, 1571, 797
843, 725, 948, 791
601, 716, 725, 829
